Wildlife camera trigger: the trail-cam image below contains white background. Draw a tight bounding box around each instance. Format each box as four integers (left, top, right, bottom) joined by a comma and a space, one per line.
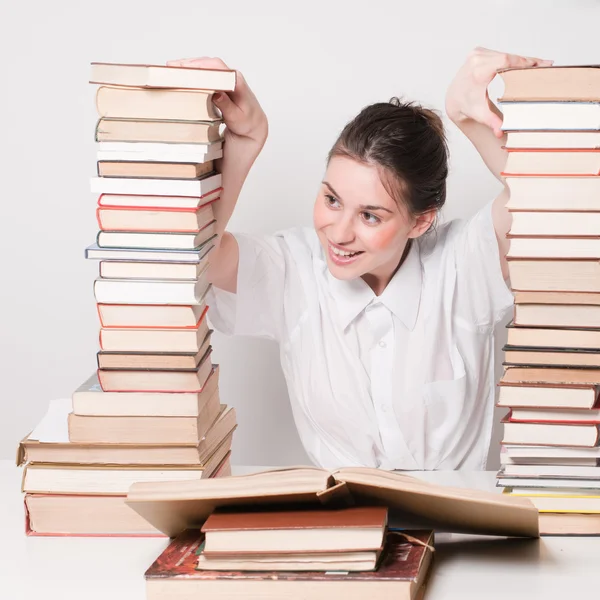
2, 0, 598, 466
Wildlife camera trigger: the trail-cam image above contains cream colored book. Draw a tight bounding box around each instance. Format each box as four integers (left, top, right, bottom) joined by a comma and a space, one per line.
126, 466, 539, 538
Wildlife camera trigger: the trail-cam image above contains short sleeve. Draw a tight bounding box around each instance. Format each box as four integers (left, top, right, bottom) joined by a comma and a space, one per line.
206, 232, 286, 342
451, 201, 514, 329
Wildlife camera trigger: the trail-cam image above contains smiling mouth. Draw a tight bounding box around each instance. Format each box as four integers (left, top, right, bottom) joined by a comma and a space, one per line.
328, 242, 364, 264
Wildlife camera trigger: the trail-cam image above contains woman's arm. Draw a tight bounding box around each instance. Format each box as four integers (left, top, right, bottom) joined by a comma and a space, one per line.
444, 47, 553, 278
167, 57, 268, 293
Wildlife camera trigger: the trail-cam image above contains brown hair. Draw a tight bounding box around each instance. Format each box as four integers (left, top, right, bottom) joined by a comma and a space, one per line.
328, 98, 448, 228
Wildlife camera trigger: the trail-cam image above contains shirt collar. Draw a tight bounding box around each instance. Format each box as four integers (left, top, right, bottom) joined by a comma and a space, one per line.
325, 241, 422, 331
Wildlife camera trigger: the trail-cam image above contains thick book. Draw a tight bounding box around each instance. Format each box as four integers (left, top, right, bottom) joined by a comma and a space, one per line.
509, 211, 600, 237
97, 146, 222, 164
97, 347, 213, 392
503, 345, 600, 369
68, 389, 221, 443
504, 131, 600, 150
91, 172, 221, 197
90, 62, 236, 91
96, 202, 216, 233
97, 337, 211, 370
99, 308, 209, 353
97, 160, 215, 180
22, 464, 210, 495
508, 406, 600, 424
96, 224, 216, 250
539, 512, 600, 535
97, 299, 209, 328
98, 140, 222, 159
144, 529, 433, 600
201, 506, 388, 554
99, 260, 211, 281
505, 176, 600, 211
17, 399, 236, 466
498, 65, 600, 101
502, 444, 600, 462
126, 467, 539, 538
506, 323, 600, 350
512, 292, 600, 329
503, 149, 600, 176
507, 237, 600, 260
196, 548, 383, 572
498, 477, 600, 491
25, 494, 164, 537
86, 239, 216, 263
73, 366, 218, 416
501, 418, 600, 448
497, 380, 599, 410
507, 258, 600, 293
94, 276, 210, 305
504, 488, 600, 514
95, 117, 222, 144
96, 86, 221, 121
97, 187, 221, 209
502, 463, 600, 480
501, 366, 600, 386
500, 101, 600, 131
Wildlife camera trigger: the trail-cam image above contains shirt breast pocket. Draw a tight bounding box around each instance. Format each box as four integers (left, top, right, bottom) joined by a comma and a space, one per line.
421, 346, 468, 469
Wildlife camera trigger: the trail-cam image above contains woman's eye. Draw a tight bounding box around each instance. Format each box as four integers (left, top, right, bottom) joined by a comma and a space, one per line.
325, 194, 340, 207
362, 212, 380, 224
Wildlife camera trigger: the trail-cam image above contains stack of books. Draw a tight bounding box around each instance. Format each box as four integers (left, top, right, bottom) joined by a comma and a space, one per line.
125, 466, 538, 600
147, 518, 433, 600
197, 506, 390, 571
18, 62, 239, 536
494, 64, 600, 535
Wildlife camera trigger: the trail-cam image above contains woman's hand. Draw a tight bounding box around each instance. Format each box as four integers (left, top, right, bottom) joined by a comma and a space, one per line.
167, 56, 268, 149
445, 47, 553, 138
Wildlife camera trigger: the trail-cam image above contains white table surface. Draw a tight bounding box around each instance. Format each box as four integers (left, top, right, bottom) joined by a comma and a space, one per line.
1, 460, 599, 599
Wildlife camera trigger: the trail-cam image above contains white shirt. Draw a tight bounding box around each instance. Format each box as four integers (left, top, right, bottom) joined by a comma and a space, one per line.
207, 201, 514, 470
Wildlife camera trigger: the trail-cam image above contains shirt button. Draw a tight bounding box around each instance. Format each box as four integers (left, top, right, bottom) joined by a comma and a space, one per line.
381, 405, 388, 412
378, 340, 387, 348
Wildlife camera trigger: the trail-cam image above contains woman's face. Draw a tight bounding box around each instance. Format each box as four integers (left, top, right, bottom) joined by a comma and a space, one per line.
313, 156, 429, 287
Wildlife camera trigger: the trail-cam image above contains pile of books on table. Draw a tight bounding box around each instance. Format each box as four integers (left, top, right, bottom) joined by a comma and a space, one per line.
18, 62, 239, 536
495, 64, 600, 535
123, 466, 538, 600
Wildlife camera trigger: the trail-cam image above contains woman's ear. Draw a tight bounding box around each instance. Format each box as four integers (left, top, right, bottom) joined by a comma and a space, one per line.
407, 209, 437, 239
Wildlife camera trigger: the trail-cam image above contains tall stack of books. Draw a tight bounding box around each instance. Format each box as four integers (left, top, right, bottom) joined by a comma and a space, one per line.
493, 65, 600, 535
18, 63, 239, 536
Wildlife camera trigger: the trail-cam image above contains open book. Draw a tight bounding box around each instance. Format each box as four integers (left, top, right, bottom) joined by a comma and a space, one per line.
126, 466, 539, 538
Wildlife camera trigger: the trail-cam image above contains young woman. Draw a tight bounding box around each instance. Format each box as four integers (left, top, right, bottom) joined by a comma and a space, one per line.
170, 48, 552, 471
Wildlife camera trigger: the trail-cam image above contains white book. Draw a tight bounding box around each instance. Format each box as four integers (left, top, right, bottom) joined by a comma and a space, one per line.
97, 188, 221, 210
96, 224, 215, 251
503, 464, 600, 479
97, 141, 223, 163
507, 237, 600, 259
505, 131, 600, 149
501, 101, 600, 131
22, 464, 208, 495
96, 149, 223, 163
90, 173, 221, 197
497, 477, 600, 490
85, 242, 215, 262
90, 62, 236, 91
97, 142, 223, 153
509, 211, 600, 237
504, 444, 600, 460
94, 278, 208, 305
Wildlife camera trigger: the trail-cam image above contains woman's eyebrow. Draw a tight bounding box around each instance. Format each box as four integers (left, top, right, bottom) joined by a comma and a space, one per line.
322, 181, 393, 213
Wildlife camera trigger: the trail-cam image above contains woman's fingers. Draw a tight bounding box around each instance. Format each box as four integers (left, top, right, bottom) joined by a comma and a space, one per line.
166, 57, 231, 70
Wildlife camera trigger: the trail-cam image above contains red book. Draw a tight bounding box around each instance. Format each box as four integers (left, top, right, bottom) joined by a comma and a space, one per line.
145, 529, 434, 600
